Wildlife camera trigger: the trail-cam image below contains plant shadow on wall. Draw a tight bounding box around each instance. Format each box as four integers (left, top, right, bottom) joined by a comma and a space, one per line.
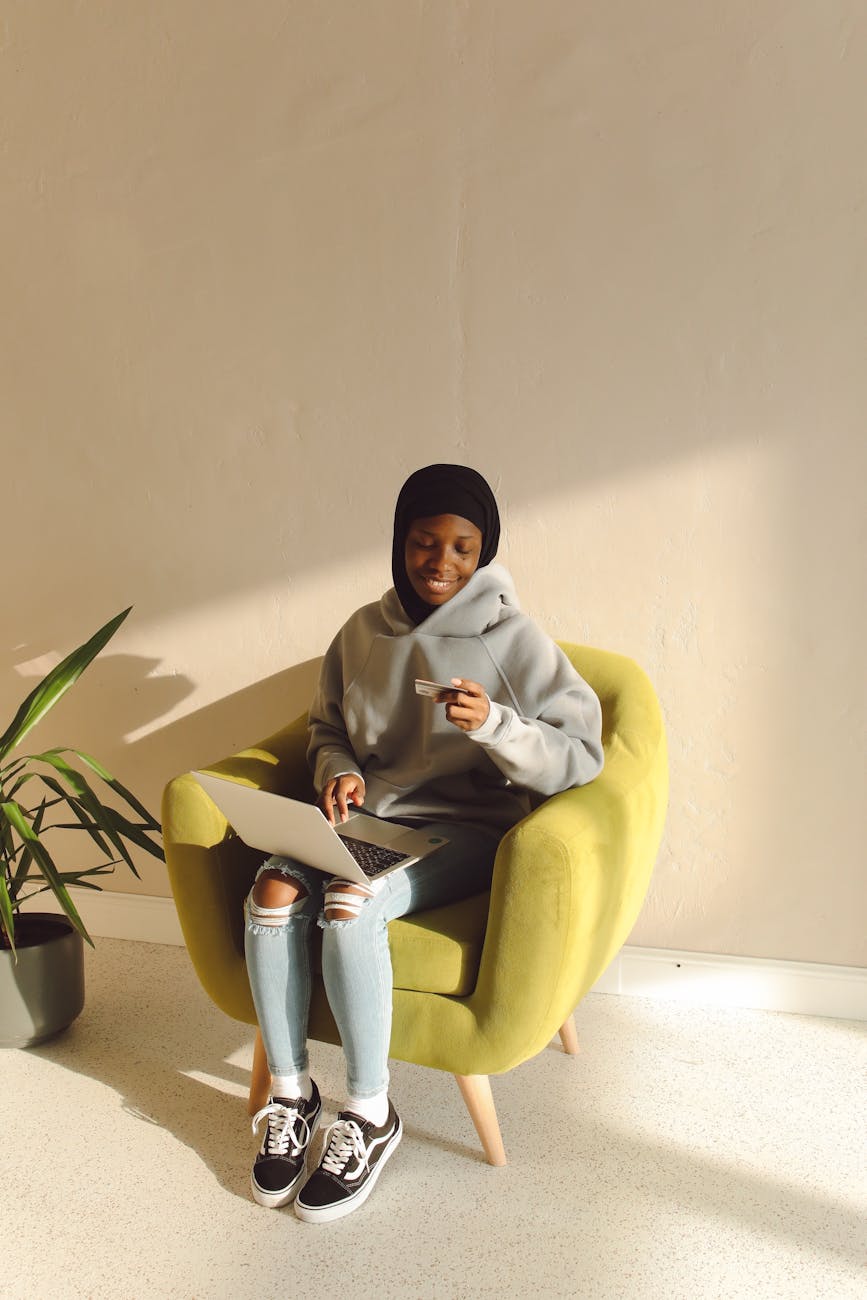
1, 644, 195, 751
5, 605, 323, 902
1, 645, 195, 838
5, 646, 321, 838
118, 657, 323, 786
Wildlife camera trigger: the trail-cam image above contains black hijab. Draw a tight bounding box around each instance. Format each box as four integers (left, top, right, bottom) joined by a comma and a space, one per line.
391, 464, 501, 625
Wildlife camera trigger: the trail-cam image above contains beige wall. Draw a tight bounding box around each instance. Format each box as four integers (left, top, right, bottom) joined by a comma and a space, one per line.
2, 2, 864, 965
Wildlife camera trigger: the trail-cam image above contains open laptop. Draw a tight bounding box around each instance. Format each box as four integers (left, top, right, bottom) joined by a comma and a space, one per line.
193, 771, 449, 886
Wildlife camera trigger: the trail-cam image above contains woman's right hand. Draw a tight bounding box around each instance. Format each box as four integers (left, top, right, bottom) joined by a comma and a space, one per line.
317, 774, 366, 826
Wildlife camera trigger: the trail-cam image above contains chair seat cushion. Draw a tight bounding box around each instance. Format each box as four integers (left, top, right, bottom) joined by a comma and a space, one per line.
309, 890, 490, 996
388, 891, 491, 996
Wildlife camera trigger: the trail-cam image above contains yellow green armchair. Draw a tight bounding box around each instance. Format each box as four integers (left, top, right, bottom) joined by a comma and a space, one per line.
162, 643, 667, 1165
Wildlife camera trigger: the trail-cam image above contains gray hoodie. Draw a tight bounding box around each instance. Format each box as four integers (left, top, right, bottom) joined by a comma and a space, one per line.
307, 562, 604, 833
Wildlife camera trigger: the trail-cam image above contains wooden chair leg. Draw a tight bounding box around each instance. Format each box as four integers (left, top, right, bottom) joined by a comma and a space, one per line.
248, 1027, 272, 1115
559, 1014, 580, 1056
455, 1074, 507, 1167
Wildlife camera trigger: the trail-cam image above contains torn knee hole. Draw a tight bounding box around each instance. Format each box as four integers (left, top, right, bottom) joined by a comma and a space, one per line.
252, 870, 308, 910
248, 872, 310, 930
323, 880, 372, 923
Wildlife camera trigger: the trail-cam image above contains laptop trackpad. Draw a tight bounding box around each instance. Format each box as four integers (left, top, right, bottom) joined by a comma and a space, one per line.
342, 813, 448, 856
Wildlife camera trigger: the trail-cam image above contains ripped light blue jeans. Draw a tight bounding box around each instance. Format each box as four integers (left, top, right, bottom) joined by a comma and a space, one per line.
244, 819, 498, 1099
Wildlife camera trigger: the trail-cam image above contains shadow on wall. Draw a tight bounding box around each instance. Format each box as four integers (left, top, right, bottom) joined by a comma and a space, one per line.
126, 657, 322, 780
10, 651, 321, 782
2, 652, 321, 890
0, 648, 194, 783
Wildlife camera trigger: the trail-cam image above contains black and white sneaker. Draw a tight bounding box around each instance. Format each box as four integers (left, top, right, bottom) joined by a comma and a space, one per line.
295, 1101, 402, 1223
250, 1081, 322, 1208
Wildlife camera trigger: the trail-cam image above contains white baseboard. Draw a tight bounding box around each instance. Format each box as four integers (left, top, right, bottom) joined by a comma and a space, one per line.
24, 889, 867, 1023
23, 887, 185, 947
593, 945, 867, 1022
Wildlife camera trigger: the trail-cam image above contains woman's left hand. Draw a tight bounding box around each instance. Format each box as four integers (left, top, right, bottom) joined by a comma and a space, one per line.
442, 678, 491, 732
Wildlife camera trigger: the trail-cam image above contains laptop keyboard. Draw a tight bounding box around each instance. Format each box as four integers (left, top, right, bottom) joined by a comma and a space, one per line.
336, 834, 411, 878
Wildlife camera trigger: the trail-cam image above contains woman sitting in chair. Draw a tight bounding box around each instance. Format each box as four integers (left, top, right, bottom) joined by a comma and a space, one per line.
245, 463, 604, 1223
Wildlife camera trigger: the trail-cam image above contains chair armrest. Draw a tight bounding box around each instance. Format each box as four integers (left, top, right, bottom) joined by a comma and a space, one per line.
473, 725, 668, 1070
162, 714, 314, 1022
391, 722, 668, 1076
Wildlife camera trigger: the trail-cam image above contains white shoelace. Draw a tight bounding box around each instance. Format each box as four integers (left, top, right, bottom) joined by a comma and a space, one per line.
319, 1118, 369, 1175
252, 1101, 311, 1158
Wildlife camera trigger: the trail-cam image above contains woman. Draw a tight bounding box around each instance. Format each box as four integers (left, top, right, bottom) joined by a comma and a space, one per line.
244, 464, 604, 1223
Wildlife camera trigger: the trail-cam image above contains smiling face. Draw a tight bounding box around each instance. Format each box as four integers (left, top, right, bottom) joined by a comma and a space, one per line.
404, 513, 483, 607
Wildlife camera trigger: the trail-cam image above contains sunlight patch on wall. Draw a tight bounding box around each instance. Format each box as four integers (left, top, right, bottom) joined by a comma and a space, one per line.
13, 650, 64, 679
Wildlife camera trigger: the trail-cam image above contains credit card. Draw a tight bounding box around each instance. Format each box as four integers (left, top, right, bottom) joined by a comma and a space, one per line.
414, 678, 458, 699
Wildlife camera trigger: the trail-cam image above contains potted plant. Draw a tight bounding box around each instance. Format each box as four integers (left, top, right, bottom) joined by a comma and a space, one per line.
1, 606, 164, 1046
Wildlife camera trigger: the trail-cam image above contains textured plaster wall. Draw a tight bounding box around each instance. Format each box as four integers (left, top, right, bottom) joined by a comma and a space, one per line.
1, 2, 864, 964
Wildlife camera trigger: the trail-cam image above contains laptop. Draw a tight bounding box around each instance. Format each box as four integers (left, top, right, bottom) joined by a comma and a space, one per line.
192, 771, 449, 886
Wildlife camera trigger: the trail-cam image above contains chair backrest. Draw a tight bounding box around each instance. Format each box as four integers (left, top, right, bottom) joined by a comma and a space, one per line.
559, 641, 666, 781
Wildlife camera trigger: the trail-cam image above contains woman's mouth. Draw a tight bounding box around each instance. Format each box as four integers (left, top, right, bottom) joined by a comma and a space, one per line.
419, 576, 456, 595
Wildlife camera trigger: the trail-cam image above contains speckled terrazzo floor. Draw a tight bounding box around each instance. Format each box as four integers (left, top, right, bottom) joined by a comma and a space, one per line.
4, 939, 865, 1300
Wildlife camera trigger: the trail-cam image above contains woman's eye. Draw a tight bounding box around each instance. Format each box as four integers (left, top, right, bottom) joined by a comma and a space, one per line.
411, 539, 474, 556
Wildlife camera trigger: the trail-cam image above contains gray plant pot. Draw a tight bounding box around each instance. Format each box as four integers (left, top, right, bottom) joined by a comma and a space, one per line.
0, 913, 85, 1047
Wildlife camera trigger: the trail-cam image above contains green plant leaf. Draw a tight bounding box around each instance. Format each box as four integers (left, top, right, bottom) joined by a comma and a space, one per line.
9, 796, 50, 897
0, 873, 16, 953
0, 756, 27, 784
0, 607, 131, 761
5, 769, 44, 796
19, 751, 140, 878
0, 809, 15, 870
57, 863, 119, 887
58, 748, 162, 830
28, 752, 163, 861
7, 790, 103, 904
26, 772, 114, 856
0, 801, 93, 946
99, 806, 165, 861
5, 771, 64, 810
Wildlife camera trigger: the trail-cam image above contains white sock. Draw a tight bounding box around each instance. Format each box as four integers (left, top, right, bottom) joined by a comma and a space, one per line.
270, 1071, 312, 1103
346, 1091, 389, 1127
